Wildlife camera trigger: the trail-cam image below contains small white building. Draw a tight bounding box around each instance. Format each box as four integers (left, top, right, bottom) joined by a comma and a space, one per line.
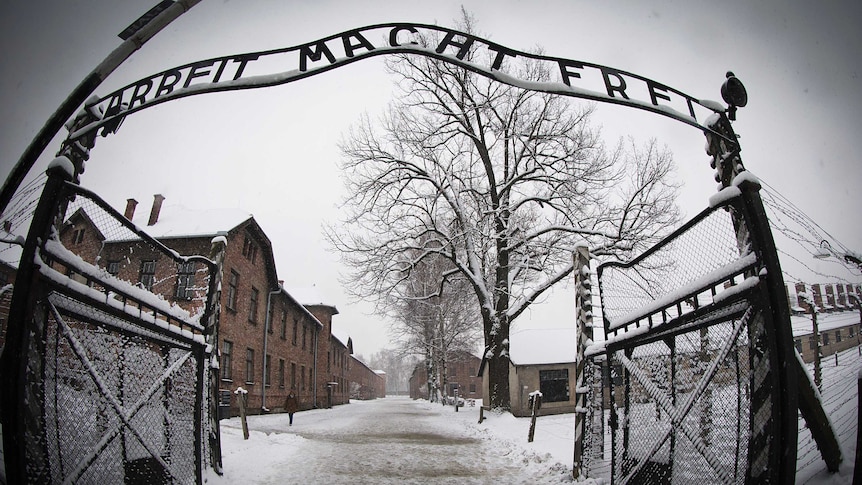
505, 328, 579, 417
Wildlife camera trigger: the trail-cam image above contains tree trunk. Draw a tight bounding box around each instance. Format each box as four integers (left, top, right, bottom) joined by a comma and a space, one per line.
425, 346, 436, 402
485, 312, 511, 410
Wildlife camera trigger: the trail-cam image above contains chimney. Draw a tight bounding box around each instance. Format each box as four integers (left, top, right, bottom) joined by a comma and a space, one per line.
148, 194, 165, 226
124, 198, 138, 221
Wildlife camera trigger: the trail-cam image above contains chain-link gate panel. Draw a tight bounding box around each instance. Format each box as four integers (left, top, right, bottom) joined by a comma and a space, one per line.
585, 185, 794, 484
41, 293, 203, 484
1, 167, 222, 484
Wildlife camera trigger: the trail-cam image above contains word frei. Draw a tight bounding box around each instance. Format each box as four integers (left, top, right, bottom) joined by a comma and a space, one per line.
79, 23, 722, 139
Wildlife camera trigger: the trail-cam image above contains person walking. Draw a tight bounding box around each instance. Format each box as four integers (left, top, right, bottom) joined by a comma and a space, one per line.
284, 389, 299, 426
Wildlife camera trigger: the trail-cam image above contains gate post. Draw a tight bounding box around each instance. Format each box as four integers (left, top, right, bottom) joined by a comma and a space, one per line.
0, 158, 74, 483
706, 77, 800, 481
205, 235, 227, 474
572, 245, 593, 480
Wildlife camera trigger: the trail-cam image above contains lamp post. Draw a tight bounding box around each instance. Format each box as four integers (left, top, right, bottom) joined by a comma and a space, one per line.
814, 240, 862, 271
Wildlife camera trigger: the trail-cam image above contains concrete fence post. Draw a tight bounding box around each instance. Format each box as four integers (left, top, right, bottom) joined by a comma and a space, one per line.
572, 246, 593, 479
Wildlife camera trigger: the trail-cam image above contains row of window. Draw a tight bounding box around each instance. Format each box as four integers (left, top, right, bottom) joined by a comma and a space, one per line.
226, 269, 313, 354
221, 340, 318, 390
103, 259, 199, 300
794, 325, 859, 352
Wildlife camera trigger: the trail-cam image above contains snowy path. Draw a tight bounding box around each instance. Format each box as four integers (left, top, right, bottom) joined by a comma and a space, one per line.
211, 397, 573, 484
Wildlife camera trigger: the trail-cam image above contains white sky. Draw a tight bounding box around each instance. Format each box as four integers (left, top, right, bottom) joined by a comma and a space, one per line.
1, 0, 861, 357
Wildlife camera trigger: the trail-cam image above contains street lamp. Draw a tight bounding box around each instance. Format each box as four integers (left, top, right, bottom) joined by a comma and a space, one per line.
814, 240, 862, 271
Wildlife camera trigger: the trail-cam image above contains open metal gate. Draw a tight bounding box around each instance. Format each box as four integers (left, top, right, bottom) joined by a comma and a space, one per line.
578, 174, 798, 483
0, 162, 224, 483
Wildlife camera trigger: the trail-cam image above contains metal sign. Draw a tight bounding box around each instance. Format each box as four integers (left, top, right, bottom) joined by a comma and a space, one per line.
71, 23, 727, 142
118, 0, 175, 40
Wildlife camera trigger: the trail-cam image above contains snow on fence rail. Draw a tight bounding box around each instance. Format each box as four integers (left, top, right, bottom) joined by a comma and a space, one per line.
580, 188, 796, 484
1, 170, 222, 484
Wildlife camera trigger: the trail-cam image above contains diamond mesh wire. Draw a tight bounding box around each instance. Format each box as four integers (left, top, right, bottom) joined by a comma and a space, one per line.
59, 192, 214, 320
599, 205, 749, 336
585, 200, 773, 484
40, 296, 201, 484
15, 184, 217, 484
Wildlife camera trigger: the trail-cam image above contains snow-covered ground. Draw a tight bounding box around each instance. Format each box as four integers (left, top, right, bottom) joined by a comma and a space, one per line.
0, 349, 855, 483
209, 397, 575, 484
210, 347, 859, 484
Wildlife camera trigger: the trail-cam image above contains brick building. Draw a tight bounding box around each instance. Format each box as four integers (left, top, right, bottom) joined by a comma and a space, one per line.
409, 351, 482, 403
787, 282, 862, 363
349, 353, 386, 400
53, 194, 358, 416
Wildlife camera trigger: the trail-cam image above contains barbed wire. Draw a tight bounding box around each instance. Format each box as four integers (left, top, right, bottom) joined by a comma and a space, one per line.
752, 172, 861, 283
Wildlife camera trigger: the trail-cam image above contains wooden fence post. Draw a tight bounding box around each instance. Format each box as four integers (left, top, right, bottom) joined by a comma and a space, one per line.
235, 387, 249, 440
527, 391, 542, 443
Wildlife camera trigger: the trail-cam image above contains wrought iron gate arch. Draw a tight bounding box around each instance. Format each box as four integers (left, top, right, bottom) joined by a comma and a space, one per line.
0, 19, 806, 484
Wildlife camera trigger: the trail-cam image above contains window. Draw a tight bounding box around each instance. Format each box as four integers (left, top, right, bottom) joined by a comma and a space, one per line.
451, 366, 457, 377
249, 287, 259, 323
106, 260, 120, 276
469, 383, 476, 394
822, 333, 830, 346
301, 365, 306, 391
227, 270, 239, 311
794, 339, 802, 353
242, 235, 258, 264
245, 348, 254, 383
302, 323, 307, 350
280, 310, 287, 340
265, 354, 272, 387
835, 330, 842, 343
72, 227, 85, 244
809, 337, 817, 350
175, 261, 195, 299
278, 359, 285, 388
221, 340, 233, 380
292, 318, 298, 346
539, 369, 570, 403
139, 260, 156, 291
850, 326, 856, 337
291, 363, 297, 389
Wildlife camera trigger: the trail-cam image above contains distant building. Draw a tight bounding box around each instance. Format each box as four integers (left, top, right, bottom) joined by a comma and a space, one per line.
349, 351, 386, 400
484, 328, 579, 417
409, 350, 483, 403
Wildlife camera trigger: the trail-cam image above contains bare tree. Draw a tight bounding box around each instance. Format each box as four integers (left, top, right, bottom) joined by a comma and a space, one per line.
367, 348, 417, 396
386, 245, 481, 402
326, 11, 680, 409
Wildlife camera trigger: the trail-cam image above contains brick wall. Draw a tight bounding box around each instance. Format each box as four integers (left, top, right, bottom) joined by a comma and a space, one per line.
349, 355, 385, 399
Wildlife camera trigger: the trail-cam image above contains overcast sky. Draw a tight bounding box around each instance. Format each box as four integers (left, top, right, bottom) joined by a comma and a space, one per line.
2, 0, 861, 357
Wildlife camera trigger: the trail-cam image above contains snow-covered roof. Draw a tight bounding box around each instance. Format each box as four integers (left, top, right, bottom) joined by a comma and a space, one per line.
288, 285, 337, 309
791, 309, 860, 337
509, 328, 577, 366
126, 204, 252, 240
330, 323, 350, 349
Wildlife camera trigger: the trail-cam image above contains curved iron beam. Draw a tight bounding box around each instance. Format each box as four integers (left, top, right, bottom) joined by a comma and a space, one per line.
0, 0, 202, 218
68, 23, 730, 143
